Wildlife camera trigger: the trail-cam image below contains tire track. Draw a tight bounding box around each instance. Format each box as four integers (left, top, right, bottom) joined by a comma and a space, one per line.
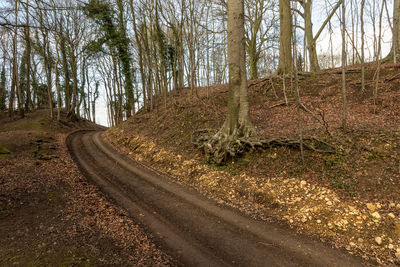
67, 130, 369, 267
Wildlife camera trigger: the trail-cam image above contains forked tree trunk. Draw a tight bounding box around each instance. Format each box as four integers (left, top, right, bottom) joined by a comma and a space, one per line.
304, 0, 320, 72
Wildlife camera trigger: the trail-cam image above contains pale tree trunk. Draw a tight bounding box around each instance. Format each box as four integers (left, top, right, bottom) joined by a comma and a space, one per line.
15, 0, 24, 118
292, 9, 304, 164
361, 0, 365, 92
36, 2, 53, 120
54, 36, 61, 121
277, 0, 292, 74
303, 0, 342, 72
24, 0, 31, 111
129, 0, 147, 111
60, 30, 70, 111
341, 0, 347, 130
222, 0, 253, 136
45, 42, 53, 120
9, 0, 19, 117
245, 0, 268, 79
350, 0, 355, 64
69, 50, 78, 118
391, 0, 400, 62
201, 0, 255, 164
51, 0, 61, 121
374, 0, 385, 113
304, 0, 320, 72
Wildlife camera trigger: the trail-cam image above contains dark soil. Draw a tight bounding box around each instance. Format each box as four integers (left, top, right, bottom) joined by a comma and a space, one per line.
0, 110, 173, 266
68, 130, 367, 266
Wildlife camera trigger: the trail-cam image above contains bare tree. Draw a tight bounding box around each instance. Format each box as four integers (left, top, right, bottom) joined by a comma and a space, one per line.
296, 0, 342, 72
244, 0, 277, 79
200, 0, 255, 164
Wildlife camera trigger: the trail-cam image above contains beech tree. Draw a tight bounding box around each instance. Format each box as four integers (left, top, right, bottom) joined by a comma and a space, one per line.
200, 0, 255, 164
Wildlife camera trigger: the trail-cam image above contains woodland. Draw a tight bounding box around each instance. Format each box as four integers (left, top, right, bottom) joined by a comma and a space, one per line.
0, 0, 399, 161
2, 0, 400, 264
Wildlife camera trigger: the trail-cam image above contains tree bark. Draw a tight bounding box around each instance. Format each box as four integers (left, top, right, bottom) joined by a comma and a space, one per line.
130, 0, 147, 112
24, 0, 31, 111
117, 0, 135, 117
277, 0, 292, 74
361, 0, 365, 91
390, 0, 400, 61
304, 0, 320, 72
341, 0, 347, 130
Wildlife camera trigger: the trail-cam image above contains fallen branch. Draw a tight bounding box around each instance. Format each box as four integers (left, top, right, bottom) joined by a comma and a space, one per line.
249, 77, 272, 88
385, 73, 400, 82
299, 103, 331, 136
173, 101, 197, 109
269, 99, 295, 108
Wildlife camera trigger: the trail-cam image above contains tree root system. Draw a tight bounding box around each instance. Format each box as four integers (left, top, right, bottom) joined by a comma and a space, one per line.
192, 129, 336, 164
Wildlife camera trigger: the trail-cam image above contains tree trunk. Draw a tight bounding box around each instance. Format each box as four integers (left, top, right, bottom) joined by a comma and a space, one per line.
59, 31, 70, 111
200, 0, 255, 164
54, 36, 61, 121
277, 0, 292, 74
390, 0, 400, 61
117, 0, 134, 117
341, 0, 347, 130
374, 0, 385, 113
130, 0, 147, 112
361, 0, 365, 92
68, 50, 78, 119
24, 0, 31, 111
0, 64, 6, 111
247, 37, 259, 79
304, 0, 320, 72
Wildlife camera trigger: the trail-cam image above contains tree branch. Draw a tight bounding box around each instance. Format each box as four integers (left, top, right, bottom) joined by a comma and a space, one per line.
313, 0, 342, 42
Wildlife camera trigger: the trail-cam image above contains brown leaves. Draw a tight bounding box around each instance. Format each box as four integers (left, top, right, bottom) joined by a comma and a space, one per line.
0, 129, 173, 266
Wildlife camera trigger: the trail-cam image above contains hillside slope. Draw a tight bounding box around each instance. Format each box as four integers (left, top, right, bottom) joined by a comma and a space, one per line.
106, 62, 400, 265
0, 110, 173, 266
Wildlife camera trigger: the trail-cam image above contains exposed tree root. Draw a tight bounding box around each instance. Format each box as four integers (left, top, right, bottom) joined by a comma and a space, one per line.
192, 129, 336, 164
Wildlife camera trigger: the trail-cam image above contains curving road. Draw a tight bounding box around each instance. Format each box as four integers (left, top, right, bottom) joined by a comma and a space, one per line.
67, 131, 369, 266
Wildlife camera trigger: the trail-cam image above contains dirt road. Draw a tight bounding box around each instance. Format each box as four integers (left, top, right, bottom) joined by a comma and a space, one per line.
67, 130, 369, 266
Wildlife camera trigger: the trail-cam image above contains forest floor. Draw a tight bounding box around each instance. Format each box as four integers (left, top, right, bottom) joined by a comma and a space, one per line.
0, 110, 174, 266
106, 62, 400, 265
